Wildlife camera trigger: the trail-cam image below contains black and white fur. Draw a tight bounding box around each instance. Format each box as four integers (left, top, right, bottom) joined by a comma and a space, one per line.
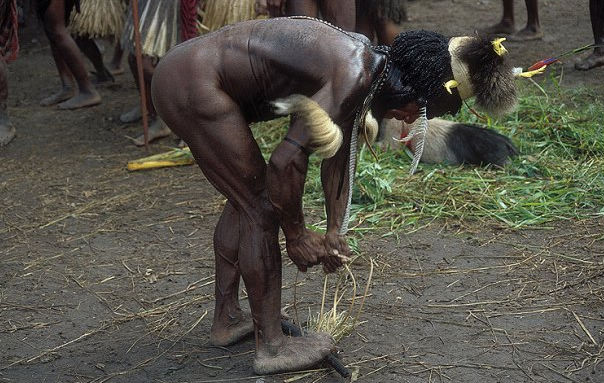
376, 118, 517, 167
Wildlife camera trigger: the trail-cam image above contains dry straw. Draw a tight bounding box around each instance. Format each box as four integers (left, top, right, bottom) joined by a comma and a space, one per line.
306, 258, 374, 342
198, 0, 259, 34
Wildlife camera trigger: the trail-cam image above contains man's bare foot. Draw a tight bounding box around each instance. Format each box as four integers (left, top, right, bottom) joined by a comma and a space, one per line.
91, 70, 115, 85
479, 21, 515, 36
253, 332, 334, 374
108, 65, 125, 76
120, 106, 142, 124
210, 311, 254, 346
507, 27, 544, 42
575, 53, 604, 71
40, 87, 74, 106
0, 123, 16, 147
57, 90, 102, 110
131, 118, 172, 146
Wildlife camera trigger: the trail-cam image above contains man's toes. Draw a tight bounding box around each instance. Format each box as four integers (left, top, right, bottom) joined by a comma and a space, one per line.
209, 313, 254, 346
57, 93, 102, 110
479, 23, 515, 36
40, 90, 74, 106
575, 54, 604, 71
253, 332, 335, 374
507, 28, 544, 42
131, 123, 172, 146
120, 107, 142, 123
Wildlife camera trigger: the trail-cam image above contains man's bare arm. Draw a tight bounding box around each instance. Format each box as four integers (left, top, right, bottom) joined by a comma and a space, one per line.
267, 117, 328, 272
320, 123, 353, 272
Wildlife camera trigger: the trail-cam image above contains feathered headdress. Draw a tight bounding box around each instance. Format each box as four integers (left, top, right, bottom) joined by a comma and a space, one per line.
389, 32, 543, 173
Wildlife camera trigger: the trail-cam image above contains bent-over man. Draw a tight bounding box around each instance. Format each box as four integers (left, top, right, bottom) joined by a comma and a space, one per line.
151, 17, 518, 374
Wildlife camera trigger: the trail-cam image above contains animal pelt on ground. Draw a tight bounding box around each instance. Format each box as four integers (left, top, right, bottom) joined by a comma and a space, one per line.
376, 117, 518, 167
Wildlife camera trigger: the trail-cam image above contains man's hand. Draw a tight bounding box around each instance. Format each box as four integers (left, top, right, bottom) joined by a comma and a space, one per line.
286, 230, 351, 273
322, 232, 351, 273
286, 229, 326, 272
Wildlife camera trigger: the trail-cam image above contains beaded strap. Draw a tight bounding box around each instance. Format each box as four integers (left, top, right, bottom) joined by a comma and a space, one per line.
340, 59, 392, 235
286, 16, 392, 234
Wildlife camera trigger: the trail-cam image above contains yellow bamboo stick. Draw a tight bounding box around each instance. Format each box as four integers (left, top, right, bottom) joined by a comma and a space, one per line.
127, 159, 195, 171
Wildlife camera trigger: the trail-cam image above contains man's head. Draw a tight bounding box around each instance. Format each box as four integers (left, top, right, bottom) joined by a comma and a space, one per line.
387, 30, 463, 120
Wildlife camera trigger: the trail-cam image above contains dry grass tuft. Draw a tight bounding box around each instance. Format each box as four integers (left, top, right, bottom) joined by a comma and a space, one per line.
306, 259, 374, 342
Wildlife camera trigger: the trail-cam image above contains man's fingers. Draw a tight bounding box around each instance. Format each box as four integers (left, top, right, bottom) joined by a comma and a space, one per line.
321, 254, 345, 274
329, 248, 351, 263
337, 254, 351, 263
326, 256, 338, 270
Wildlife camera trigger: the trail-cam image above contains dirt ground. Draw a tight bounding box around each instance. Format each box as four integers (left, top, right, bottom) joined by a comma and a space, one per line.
1, 1, 603, 382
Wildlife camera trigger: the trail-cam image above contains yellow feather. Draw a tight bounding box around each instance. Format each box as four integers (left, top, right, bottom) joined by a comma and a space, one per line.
444, 79, 459, 94
491, 38, 508, 56
517, 66, 547, 78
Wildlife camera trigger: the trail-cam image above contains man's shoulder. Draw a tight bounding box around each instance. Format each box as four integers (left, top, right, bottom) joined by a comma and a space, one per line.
346, 32, 372, 46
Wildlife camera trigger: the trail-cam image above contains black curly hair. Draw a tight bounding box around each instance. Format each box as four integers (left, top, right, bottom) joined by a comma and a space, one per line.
386, 30, 463, 118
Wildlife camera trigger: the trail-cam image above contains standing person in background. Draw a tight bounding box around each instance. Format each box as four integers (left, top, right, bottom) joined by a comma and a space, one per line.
37, 0, 101, 109
120, 0, 200, 146
69, 0, 127, 84
257, 0, 356, 31
1, 0, 18, 146
480, 0, 543, 41
256, 0, 407, 46
119, 0, 181, 145
285, 0, 355, 31
575, 0, 604, 71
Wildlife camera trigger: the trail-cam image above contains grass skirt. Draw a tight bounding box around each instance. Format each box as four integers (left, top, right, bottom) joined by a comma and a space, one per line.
69, 0, 127, 40
122, 0, 180, 58
199, 0, 257, 34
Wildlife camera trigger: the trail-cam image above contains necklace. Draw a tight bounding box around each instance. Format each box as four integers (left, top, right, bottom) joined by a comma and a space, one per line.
286, 15, 392, 234
340, 56, 392, 235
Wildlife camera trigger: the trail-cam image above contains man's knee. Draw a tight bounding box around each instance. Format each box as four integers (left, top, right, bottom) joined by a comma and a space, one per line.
243, 198, 278, 231
43, 21, 68, 42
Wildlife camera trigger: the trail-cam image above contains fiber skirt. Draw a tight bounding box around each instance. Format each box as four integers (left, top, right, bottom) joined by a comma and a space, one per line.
122, 0, 180, 58
200, 0, 256, 33
70, 0, 127, 40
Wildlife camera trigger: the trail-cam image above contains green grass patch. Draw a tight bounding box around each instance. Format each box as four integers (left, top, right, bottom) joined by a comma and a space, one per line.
251, 80, 604, 233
